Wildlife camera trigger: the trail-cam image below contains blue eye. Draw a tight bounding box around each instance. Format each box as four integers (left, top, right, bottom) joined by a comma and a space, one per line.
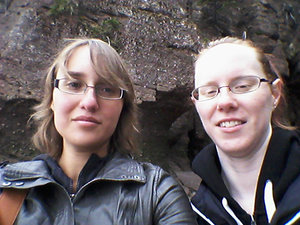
96, 85, 113, 93
95, 84, 121, 98
102, 87, 113, 93
200, 86, 218, 97
55, 78, 124, 99
66, 80, 84, 90
231, 77, 258, 93
234, 84, 251, 90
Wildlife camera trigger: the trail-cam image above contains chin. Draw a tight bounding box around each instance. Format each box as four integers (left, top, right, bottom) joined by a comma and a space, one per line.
216, 139, 247, 153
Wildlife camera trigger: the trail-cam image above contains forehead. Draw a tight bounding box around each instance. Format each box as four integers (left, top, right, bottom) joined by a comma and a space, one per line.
66, 45, 90, 68
59, 44, 123, 87
195, 43, 264, 84
56, 45, 93, 80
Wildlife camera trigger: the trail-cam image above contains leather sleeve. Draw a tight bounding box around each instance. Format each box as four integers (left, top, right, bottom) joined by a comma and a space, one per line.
152, 166, 197, 225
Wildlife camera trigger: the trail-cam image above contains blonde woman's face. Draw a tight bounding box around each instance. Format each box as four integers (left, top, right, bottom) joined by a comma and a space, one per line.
193, 43, 281, 157
51, 45, 123, 156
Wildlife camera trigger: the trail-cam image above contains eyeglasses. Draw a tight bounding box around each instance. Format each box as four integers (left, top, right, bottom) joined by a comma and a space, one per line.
191, 76, 273, 102
54, 78, 125, 100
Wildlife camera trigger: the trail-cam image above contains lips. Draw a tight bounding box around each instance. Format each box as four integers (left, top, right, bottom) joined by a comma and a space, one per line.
218, 120, 245, 128
73, 116, 101, 124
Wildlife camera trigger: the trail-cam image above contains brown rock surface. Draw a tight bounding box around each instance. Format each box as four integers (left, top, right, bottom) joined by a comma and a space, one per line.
1, 0, 300, 193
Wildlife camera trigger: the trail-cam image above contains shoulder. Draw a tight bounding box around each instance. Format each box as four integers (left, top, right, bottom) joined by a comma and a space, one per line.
272, 128, 300, 145
273, 173, 300, 224
139, 161, 164, 177
0, 160, 48, 173
0, 159, 52, 189
192, 143, 216, 168
136, 159, 175, 182
138, 162, 190, 203
279, 172, 300, 203
107, 151, 164, 176
105, 152, 185, 194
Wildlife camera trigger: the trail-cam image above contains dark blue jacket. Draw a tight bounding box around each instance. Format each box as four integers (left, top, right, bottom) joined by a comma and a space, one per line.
191, 128, 300, 225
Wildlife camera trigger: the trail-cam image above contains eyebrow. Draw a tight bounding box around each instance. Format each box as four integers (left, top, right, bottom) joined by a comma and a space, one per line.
66, 71, 113, 86
67, 71, 85, 78
197, 81, 218, 87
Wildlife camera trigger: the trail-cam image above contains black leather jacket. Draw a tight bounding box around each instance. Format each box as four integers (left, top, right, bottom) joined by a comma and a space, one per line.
0, 152, 197, 225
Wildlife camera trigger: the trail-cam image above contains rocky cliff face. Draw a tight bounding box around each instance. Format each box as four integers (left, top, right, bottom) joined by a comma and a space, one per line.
1, 0, 300, 193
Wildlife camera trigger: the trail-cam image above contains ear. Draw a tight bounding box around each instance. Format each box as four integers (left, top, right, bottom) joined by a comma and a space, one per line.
50, 101, 54, 111
191, 96, 196, 105
271, 78, 282, 106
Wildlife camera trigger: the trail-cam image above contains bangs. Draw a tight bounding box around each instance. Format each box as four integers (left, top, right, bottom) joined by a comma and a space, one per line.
53, 39, 127, 90
89, 41, 128, 90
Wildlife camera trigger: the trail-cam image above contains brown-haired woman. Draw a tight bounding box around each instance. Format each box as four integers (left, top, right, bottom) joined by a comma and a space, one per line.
190, 37, 300, 225
0, 38, 197, 225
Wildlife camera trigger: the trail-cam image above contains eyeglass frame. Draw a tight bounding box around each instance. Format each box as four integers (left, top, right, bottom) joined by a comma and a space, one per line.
191, 75, 275, 102
53, 78, 125, 100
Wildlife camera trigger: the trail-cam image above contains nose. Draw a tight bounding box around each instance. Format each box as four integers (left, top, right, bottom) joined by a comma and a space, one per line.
216, 87, 238, 111
79, 87, 99, 112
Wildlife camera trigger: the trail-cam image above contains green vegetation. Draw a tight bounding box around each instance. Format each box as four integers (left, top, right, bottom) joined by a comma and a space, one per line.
101, 18, 121, 37
80, 17, 122, 50
48, 1, 122, 50
50, 0, 79, 15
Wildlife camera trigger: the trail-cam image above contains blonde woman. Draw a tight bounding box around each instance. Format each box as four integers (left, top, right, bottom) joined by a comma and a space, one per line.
0, 39, 197, 225
191, 37, 300, 225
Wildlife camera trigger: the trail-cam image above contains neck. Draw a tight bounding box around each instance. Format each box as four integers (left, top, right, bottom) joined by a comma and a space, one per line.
58, 143, 108, 192
217, 126, 272, 214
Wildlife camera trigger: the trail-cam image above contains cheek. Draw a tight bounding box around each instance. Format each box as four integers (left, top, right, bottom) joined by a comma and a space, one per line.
114, 104, 124, 121
195, 102, 211, 118
102, 101, 123, 122
52, 89, 76, 108
52, 103, 68, 129
195, 103, 212, 127
52, 94, 75, 121
251, 92, 274, 114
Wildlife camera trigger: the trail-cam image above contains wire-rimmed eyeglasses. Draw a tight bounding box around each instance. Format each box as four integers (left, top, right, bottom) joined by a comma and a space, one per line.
54, 78, 125, 100
191, 75, 274, 102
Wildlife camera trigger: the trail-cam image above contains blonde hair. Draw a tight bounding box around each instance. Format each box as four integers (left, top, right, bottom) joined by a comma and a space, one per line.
196, 36, 295, 130
31, 38, 139, 159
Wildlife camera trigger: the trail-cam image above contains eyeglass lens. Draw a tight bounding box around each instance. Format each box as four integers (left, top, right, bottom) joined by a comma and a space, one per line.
55, 79, 123, 99
192, 76, 268, 101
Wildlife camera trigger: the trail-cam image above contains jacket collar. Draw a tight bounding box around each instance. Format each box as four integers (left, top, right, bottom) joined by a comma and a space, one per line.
192, 128, 300, 198
0, 160, 53, 188
0, 151, 146, 189
95, 151, 146, 183
192, 143, 231, 199
257, 128, 300, 204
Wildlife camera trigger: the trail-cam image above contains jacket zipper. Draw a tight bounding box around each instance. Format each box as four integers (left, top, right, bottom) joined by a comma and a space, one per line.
70, 193, 75, 200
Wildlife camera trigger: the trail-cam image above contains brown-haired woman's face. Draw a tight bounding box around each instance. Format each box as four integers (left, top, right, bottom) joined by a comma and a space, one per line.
192, 43, 281, 157
51, 45, 124, 156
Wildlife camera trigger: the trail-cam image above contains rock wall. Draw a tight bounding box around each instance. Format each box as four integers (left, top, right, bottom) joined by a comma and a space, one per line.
1, 0, 300, 193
